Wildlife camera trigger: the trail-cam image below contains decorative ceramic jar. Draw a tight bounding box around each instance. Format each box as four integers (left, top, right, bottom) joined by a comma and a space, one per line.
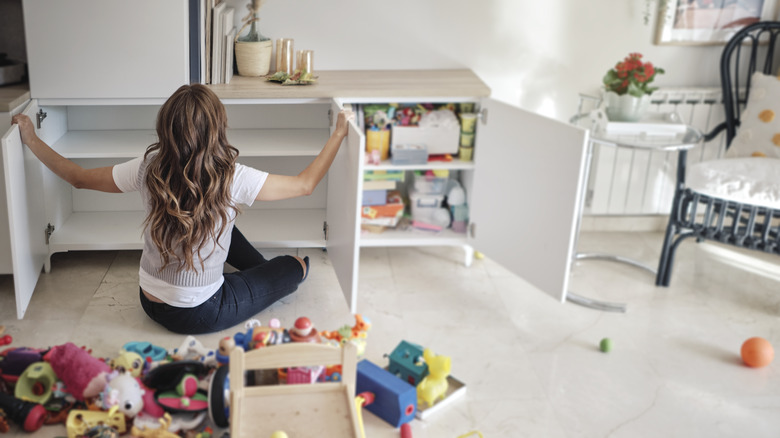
603, 91, 651, 122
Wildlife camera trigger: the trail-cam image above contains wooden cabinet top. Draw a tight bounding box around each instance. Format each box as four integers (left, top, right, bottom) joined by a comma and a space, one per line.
208, 69, 490, 100
0, 83, 30, 112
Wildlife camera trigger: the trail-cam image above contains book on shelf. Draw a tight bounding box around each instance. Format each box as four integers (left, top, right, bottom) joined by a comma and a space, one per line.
220, 7, 234, 84
210, 2, 226, 84
204, 0, 216, 84
225, 26, 235, 84
364, 170, 405, 181
188, 0, 203, 84
363, 180, 397, 190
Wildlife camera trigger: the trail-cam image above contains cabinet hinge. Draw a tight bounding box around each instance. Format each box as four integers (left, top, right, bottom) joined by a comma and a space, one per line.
469, 222, 476, 238
36, 109, 48, 129
478, 108, 488, 125
585, 188, 594, 208
45, 223, 55, 245
328, 109, 333, 126
323, 221, 329, 241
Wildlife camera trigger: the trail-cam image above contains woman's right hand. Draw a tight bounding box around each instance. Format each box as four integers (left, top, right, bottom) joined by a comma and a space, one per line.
11, 114, 38, 146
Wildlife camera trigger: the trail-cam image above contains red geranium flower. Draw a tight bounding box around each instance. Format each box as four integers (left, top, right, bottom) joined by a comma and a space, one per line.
603, 53, 665, 97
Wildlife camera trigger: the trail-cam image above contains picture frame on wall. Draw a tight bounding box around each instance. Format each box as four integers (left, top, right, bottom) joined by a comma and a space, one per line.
655, 0, 777, 45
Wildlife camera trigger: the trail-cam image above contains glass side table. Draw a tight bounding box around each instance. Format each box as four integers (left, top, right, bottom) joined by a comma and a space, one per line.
567, 103, 703, 312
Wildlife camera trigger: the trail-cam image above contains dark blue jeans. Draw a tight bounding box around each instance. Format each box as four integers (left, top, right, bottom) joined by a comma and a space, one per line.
140, 227, 305, 334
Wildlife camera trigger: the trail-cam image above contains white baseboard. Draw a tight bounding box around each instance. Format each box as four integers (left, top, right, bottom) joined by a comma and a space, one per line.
580, 215, 668, 232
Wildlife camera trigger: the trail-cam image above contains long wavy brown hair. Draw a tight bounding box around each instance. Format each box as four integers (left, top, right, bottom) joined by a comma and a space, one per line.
144, 84, 239, 271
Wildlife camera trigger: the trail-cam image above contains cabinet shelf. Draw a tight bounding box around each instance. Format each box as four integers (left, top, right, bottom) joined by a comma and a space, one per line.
48, 209, 326, 253
54, 129, 329, 159
360, 228, 468, 247
364, 159, 475, 172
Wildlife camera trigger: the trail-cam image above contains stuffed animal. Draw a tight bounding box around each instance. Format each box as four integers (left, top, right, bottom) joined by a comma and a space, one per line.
416, 349, 451, 408
102, 372, 145, 418
108, 351, 145, 377
44, 342, 110, 401
130, 413, 183, 438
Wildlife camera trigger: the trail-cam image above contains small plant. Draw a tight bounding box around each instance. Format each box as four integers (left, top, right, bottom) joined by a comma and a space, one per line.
238, 0, 269, 42
603, 53, 664, 97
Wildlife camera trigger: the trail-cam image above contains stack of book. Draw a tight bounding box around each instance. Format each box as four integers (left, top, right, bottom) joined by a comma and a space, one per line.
189, 0, 236, 84
361, 171, 405, 232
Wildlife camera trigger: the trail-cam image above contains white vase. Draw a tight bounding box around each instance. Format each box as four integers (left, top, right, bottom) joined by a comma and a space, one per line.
603, 91, 650, 122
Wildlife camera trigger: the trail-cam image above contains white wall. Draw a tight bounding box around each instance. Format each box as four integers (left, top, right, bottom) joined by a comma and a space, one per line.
224, 0, 725, 122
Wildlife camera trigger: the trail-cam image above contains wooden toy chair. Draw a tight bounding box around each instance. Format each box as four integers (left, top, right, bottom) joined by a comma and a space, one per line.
229, 342, 360, 437
656, 21, 780, 286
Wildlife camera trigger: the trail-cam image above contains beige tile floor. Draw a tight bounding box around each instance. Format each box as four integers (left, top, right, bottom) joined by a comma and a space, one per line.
1, 231, 779, 437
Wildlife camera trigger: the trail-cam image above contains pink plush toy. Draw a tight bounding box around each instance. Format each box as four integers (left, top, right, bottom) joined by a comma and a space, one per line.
44, 342, 110, 401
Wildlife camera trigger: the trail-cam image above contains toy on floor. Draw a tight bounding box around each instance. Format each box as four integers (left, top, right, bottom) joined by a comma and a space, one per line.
0, 347, 46, 386
387, 340, 428, 386
81, 424, 121, 437
234, 321, 289, 351
143, 361, 210, 414
66, 405, 126, 438
206, 364, 230, 428
170, 336, 217, 367
101, 372, 145, 418
133, 411, 206, 434
14, 361, 57, 405
355, 391, 373, 438
416, 349, 451, 409
130, 413, 181, 438
741, 337, 774, 368
123, 341, 168, 363
356, 359, 416, 427
108, 350, 145, 377
0, 326, 11, 347
0, 392, 47, 432
215, 336, 235, 365
289, 317, 320, 343
44, 342, 111, 401
321, 314, 371, 357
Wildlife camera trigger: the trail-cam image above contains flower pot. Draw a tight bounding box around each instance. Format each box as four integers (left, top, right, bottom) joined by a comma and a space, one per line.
603, 91, 651, 122
235, 39, 273, 77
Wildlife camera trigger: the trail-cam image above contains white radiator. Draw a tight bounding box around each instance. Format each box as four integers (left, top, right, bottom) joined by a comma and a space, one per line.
585, 87, 727, 215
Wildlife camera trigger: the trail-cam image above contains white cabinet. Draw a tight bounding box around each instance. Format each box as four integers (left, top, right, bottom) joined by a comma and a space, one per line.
1, 99, 362, 319
23, 0, 189, 100
2, 70, 589, 320
348, 95, 590, 307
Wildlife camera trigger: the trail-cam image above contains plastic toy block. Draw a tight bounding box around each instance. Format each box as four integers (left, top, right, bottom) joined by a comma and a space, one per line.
387, 340, 428, 386
356, 360, 416, 427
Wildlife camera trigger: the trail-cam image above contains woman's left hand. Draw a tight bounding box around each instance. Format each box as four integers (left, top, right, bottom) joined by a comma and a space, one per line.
334, 109, 355, 138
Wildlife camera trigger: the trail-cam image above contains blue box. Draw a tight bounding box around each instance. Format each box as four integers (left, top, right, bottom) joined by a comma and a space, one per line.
356, 360, 417, 427
362, 190, 388, 206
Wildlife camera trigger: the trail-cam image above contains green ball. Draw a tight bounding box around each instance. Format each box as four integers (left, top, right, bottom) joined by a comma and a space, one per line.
599, 338, 613, 353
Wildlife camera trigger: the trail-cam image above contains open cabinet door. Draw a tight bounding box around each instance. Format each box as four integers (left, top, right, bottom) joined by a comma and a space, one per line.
470, 99, 589, 303
326, 101, 364, 313
1, 101, 48, 319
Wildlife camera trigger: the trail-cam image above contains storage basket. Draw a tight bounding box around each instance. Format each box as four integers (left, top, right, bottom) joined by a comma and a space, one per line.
234, 20, 272, 77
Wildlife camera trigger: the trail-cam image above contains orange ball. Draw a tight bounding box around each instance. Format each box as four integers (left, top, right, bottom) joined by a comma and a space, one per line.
741, 337, 774, 368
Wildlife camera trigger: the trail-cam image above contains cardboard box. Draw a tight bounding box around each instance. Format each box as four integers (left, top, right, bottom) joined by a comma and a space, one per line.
362, 190, 388, 206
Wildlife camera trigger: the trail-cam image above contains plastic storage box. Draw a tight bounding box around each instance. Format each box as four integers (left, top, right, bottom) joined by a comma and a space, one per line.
391, 143, 428, 165
412, 173, 449, 195
409, 190, 449, 227
391, 125, 460, 155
